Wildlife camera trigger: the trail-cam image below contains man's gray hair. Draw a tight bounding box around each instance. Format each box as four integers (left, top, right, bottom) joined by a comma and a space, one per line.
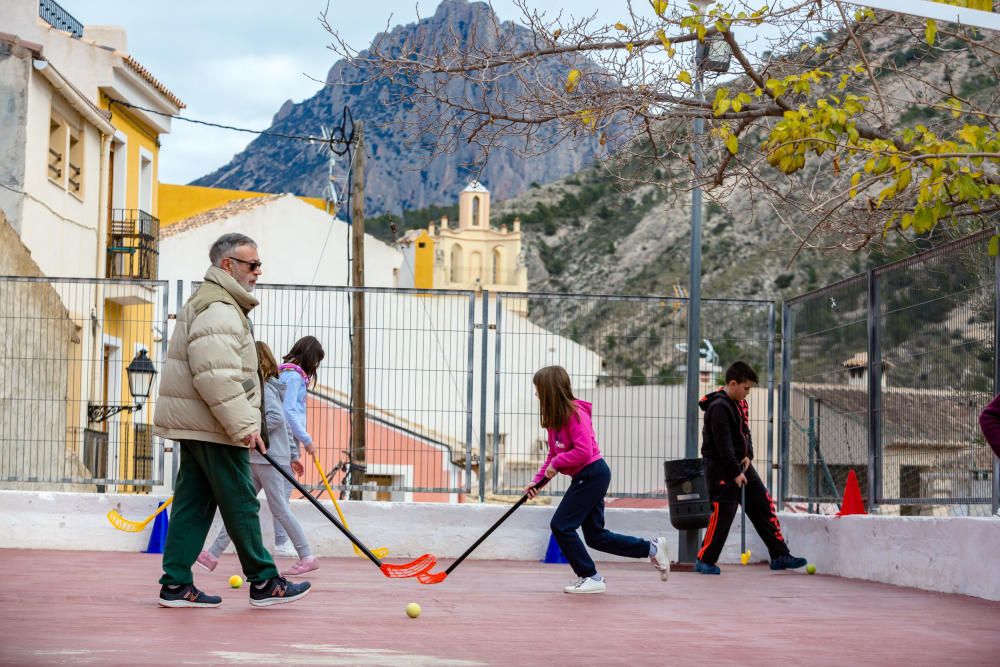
209, 233, 257, 266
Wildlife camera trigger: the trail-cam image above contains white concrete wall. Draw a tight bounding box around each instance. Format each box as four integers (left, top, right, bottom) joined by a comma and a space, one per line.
3, 490, 997, 601
779, 513, 1000, 601
0, 488, 761, 564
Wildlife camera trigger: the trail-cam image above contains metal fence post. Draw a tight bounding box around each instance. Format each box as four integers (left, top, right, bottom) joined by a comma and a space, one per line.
465, 293, 476, 495
479, 291, 489, 503
994, 254, 1000, 515
159, 280, 170, 488
170, 279, 184, 490
867, 269, 882, 512
778, 301, 792, 510
808, 396, 816, 514
766, 302, 776, 491
492, 295, 504, 494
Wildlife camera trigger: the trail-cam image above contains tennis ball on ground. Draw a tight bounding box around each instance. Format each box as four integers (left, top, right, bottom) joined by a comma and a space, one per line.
229, 575, 244, 588
806, 564, 816, 575
405, 602, 421, 619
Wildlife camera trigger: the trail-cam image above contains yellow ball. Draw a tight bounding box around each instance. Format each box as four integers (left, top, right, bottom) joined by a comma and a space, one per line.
229, 575, 244, 588
806, 564, 817, 575
405, 602, 421, 619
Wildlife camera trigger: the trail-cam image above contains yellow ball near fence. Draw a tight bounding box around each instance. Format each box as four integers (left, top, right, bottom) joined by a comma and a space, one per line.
229, 575, 244, 588
405, 602, 421, 618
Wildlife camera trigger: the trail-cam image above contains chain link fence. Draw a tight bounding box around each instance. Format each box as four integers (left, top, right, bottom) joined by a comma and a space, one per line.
249, 283, 479, 500
781, 229, 999, 516
491, 292, 776, 500
0, 276, 169, 491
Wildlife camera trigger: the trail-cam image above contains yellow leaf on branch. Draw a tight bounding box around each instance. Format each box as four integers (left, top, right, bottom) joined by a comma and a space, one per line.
565, 69, 582, 93
656, 30, 675, 56
725, 134, 739, 155
651, 0, 668, 17
678, 70, 692, 85
615, 22, 628, 31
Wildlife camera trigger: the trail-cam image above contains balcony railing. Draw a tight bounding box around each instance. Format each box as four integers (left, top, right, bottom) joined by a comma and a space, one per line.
107, 209, 159, 279
39, 0, 83, 38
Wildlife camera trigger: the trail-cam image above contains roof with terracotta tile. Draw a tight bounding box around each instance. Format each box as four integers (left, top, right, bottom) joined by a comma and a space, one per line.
159, 195, 286, 239
120, 54, 185, 109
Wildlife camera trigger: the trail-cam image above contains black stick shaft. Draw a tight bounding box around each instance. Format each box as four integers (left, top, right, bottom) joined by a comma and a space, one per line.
445, 482, 543, 575
741, 482, 746, 553
261, 451, 383, 567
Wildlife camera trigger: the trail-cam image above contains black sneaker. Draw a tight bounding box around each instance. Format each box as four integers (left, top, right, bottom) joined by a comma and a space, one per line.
770, 554, 808, 571
158, 583, 222, 608
249, 575, 311, 607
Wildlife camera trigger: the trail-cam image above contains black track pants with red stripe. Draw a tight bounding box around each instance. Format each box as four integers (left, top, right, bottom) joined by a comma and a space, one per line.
697, 463, 790, 565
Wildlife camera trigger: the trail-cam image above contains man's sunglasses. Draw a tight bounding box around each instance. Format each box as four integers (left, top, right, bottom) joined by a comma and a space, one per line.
227, 257, 263, 271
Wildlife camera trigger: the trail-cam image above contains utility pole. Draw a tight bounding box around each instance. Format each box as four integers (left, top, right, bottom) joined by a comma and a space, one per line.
680, 39, 708, 566
349, 121, 367, 500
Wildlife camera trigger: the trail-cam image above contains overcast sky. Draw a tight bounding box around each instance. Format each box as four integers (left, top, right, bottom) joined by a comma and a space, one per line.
70, 1, 618, 185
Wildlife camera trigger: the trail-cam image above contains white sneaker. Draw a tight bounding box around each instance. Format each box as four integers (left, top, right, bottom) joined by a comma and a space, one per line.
563, 576, 606, 594
650, 536, 670, 582
273, 542, 297, 558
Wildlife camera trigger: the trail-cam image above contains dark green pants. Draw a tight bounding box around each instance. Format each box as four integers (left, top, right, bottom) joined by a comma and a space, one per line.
160, 440, 279, 586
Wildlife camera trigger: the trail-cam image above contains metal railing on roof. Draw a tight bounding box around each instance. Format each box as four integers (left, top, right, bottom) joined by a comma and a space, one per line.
38, 0, 83, 39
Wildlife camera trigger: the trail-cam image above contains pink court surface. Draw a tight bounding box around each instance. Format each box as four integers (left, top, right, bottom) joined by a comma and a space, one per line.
1, 549, 998, 666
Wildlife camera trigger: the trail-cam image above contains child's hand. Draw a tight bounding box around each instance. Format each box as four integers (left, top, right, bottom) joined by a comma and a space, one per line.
734, 473, 747, 487
524, 483, 540, 499
304, 443, 316, 457
544, 464, 557, 479
290, 460, 305, 477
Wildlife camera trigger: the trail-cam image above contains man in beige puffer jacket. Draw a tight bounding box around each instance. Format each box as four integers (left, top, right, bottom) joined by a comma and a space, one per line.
153, 233, 310, 609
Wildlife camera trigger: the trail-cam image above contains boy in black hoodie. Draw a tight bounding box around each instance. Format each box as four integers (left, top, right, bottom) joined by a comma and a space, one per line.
695, 361, 807, 574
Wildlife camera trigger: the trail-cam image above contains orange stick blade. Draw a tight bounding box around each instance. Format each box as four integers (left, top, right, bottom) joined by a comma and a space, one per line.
380, 554, 437, 579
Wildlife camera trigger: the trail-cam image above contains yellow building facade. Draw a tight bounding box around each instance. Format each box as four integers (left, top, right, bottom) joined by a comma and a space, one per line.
97, 55, 184, 489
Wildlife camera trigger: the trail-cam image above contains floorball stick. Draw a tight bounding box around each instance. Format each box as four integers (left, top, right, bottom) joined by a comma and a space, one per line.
311, 456, 389, 559
107, 497, 173, 532
262, 451, 435, 579
740, 482, 751, 565
416, 481, 545, 584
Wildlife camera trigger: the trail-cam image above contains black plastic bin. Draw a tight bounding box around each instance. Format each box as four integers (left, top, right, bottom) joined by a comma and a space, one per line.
664, 458, 712, 530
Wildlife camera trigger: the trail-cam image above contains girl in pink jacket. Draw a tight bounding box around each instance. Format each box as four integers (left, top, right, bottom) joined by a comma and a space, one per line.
526, 366, 670, 594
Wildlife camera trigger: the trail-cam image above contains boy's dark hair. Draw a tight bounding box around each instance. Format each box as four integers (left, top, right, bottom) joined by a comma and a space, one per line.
725, 361, 759, 385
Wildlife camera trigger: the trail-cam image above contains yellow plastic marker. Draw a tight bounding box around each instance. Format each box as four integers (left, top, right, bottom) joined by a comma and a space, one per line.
312, 456, 389, 560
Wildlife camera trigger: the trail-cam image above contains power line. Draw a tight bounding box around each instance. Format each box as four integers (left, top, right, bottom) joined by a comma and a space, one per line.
106, 97, 343, 148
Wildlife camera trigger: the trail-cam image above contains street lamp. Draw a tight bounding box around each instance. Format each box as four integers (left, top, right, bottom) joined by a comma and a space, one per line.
682, 0, 733, 564
87, 349, 158, 423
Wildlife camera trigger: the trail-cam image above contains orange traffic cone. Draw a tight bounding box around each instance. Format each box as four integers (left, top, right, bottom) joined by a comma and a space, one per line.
835, 469, 867, 517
